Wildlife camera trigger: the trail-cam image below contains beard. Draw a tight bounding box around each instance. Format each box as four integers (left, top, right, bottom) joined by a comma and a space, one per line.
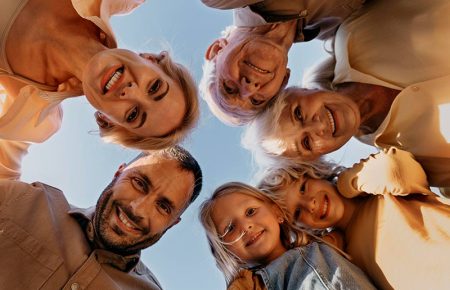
92, 179, 163, 255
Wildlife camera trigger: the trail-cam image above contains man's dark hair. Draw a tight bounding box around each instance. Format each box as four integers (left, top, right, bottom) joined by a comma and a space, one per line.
127, 146, 203, 203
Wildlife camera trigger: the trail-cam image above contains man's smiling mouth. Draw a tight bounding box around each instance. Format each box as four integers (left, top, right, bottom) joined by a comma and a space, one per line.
244, 61, 270, 74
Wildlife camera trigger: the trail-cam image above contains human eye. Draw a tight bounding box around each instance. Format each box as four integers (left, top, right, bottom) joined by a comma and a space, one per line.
250, 97, 264, 106
223, 81, 238, 95
131, 176, 148, 193
219, 221, 235, 239
157, 200, 172, 215
245, 207, 257, 217
302, 136, 312, 151
126, 107, 139, 123
299, 180, 306, 194
294, 106, 303, 122
148, 79, 162, 94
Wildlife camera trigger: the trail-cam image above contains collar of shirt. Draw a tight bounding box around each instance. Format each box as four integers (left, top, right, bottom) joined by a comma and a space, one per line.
68, 206, 142, 272
233, 6, 318, 42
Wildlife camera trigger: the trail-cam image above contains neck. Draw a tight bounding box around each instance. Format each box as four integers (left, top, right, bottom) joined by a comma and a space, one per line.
335, 196, 360, 231
237, 19, 297, 50
336, 82, 399, 134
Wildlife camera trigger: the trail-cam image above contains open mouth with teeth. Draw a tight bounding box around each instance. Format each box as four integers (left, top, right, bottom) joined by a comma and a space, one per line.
244, 61, 271, 74
245, 230, 264, 247
102, 66, 124, 94
325, 107, 336, 135
319, 195, 329, 220
115, 206, 142, 234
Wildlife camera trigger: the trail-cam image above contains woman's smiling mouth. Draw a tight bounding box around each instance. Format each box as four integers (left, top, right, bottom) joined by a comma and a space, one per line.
102, 66, 124, 94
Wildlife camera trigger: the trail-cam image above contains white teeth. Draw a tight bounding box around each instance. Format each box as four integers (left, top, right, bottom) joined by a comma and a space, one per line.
105, 69, 123, 91
245, 61, 270, 73
325, 109, 336, 134
118, 210, 136, 230
321, 198, 328, 219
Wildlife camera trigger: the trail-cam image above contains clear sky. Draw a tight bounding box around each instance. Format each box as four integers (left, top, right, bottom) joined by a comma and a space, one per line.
21, 1, 377, 289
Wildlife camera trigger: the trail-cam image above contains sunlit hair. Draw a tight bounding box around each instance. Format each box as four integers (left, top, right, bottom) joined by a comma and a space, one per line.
199, 26, 261, 126
258, 163, 342, 220
242, 88, 337, 177
302, 55, 336, 91
99, 51, 199, 150
199, 182, 310, 284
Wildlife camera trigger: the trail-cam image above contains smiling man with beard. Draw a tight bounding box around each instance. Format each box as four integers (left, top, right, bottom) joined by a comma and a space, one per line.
0, 142, 202, 290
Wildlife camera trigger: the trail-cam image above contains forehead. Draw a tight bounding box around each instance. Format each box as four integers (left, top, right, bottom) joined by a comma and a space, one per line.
125, 156, 194, 206
211, 192, 264, 223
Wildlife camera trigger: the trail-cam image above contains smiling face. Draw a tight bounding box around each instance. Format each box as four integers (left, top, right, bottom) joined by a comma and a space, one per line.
283, 175, 345, 229
207, 30, 290, 113
93, 155, 194, 254
210, 192, 286, 266
82, 49, 186, 137
272, 88, 360, 160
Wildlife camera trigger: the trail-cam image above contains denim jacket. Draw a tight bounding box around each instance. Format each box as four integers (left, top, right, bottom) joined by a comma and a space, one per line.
255, 242, 376, 290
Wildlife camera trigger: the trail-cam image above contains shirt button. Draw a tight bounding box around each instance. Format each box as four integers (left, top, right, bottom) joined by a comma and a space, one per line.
411, 86, 420, 91
299, 10, 308, 17
71, 283, 81, 290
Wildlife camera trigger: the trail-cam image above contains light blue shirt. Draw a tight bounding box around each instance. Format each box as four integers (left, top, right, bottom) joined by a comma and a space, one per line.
255, 242, 376, 290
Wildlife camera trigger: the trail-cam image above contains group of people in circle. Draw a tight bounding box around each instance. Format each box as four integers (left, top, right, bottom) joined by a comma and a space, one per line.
0, 0, 449, 289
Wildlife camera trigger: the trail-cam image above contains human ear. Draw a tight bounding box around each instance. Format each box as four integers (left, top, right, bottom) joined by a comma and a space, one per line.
168, 217, 181, 230
281, 68, 291, 89
95, 111, 114, 129
114, 163, 127, 178
205, 38, 228, 60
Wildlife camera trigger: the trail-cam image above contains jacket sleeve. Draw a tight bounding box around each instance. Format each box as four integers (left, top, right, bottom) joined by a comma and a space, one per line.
227, 269, 266, 290
337, 147, 433, 197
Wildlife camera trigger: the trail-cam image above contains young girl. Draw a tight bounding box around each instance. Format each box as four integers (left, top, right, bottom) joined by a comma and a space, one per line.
199, 182, 375, 290
259, 148, 450, 290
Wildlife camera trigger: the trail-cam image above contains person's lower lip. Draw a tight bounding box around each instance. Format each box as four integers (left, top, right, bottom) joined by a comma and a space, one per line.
246, 230, 264, 247
115, 206, 142, 234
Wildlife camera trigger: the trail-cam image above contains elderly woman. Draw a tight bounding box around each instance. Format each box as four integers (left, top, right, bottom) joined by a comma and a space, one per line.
0, 0, 199, 151
243, 0, 450, 188
259, 148, 450, 290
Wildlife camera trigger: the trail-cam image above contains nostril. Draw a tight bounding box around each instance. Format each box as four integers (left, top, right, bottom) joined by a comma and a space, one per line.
243, 77, 251, 84
128, 82, 132, 87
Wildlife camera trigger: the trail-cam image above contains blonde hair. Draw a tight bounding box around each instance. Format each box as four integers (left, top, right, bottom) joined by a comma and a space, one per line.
199, 182, 310, 284
258, 163, 342, 219
99, 51, 199, 150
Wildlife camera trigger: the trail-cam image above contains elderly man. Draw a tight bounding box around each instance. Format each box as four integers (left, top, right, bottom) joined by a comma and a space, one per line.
200, 0, 365, 125
0, 142, 202, 289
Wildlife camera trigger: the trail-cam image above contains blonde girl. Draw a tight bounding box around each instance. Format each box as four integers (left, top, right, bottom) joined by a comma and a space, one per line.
199, 182, 375, 290
259, 148, 450, 290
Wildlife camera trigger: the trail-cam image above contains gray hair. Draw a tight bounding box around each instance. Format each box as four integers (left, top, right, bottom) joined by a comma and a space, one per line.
199, 26, 261, 126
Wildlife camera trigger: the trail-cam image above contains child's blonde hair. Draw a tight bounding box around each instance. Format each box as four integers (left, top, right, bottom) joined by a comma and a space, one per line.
199, 182, 310, 284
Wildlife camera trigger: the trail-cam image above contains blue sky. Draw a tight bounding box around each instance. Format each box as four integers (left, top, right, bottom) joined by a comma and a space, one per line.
21, 1, 377, 289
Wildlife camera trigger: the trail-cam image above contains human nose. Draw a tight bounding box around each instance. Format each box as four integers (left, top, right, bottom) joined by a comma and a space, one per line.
298, 196, 316, 213
240, 76, 260, 99
119, 82, 139, 100
305, 115, 327, 136
130, 195, 154, 219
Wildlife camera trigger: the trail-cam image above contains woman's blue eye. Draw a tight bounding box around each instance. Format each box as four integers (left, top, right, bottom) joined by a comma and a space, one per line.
149, 79, 161, 94
294, 106, 303, 122
126, 107, 139, 122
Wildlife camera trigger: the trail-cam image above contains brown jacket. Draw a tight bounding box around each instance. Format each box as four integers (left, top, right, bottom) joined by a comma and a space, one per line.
0, 180, 162, 290
227, 269, 266, 290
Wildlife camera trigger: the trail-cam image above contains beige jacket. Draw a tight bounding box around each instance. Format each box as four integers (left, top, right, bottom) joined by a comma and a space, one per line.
333, 0, 450, 187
